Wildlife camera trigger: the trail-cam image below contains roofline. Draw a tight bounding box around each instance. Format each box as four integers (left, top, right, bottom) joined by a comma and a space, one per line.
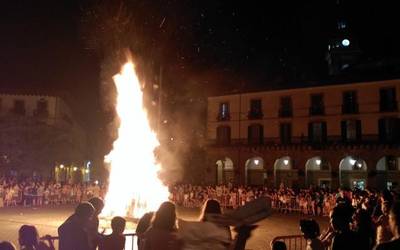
208, 78, 400, 99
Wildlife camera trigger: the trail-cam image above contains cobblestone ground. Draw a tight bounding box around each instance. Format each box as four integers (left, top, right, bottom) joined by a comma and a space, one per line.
0, 206, 328, 250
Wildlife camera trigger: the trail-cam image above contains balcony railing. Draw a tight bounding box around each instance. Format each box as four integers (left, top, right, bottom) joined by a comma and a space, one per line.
279, 108, 293, 117
380, 101, 398, 112
309, 106, 325, 116
342, 104, 359, 114
248, 111, 263, 120
217, 113, 230, 121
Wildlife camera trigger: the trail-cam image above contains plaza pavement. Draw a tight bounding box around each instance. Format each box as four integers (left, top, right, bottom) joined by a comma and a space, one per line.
0, 205, 328, 250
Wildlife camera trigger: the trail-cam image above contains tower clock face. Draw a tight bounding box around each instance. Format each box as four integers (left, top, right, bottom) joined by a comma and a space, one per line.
342, 39, 350, 47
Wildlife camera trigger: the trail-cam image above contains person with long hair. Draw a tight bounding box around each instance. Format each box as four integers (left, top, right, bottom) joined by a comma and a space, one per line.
18, 225, 54, 250
141, 201, 183, 250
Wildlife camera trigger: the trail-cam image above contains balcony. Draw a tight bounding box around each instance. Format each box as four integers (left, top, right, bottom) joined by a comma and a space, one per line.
248, 111, 263, 120
279, 108, 293, 117
217, 113, 230, 121
380, 101, 398, 112
309, 106, 325, 116
342, 104, 359, 114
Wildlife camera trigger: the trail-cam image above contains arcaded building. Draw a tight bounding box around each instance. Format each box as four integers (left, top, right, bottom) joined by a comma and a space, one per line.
205, 79, 400, 190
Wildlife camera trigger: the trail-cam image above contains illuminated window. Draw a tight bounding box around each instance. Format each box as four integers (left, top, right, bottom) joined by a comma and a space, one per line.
218, 102, 230, 121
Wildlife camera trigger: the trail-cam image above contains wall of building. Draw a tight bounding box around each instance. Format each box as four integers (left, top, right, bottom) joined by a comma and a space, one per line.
206, 79, 400, 189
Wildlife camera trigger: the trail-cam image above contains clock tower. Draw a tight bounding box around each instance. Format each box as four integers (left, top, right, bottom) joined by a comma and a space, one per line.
326, 1, 361, 75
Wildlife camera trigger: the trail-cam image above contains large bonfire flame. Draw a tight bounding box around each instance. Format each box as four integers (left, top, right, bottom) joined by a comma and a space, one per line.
101, 61, 169, 219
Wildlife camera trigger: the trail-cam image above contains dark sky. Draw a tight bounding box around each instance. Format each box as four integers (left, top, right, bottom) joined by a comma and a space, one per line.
1, 0, 400, 158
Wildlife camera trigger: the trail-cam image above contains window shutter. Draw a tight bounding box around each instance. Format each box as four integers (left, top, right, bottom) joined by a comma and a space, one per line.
322, 122, 327, 143
308, 123, 313, 143
378, 119, 385, 142
356, 120, 362, 142
341, 121, 347, 142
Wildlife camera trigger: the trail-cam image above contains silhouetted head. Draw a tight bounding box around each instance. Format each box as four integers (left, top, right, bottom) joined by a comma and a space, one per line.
18, 225, 39, 247
200, 199, 222, 221
75, 202, 95, 221
88, 197, 104, 216
0, 241, 16, 250
111, 216, 126, 235
330, 205, 354, 232
271, 240, 287, 250
300, 219, 320, 239
152, 201, 176, 231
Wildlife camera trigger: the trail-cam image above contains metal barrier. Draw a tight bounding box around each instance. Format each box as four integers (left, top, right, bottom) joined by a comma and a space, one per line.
271, 235, 306, 250
43, 233, 138, 250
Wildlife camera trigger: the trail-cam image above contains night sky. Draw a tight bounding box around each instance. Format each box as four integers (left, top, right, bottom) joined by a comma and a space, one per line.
1, 0, 400, 159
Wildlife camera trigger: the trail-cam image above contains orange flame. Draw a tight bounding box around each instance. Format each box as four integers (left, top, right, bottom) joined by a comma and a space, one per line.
101, 61, 169, 218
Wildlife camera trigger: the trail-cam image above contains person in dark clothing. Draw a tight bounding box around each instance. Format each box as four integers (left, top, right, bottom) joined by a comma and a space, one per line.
352, 208, 374, 249
374, 202, 400, 250
136, 212, 154, 249
58, 202, 95, 250
0, 241, 16, 250
330, 204, 362, 250
87, 197, 104, 250
99, 216, 126, 250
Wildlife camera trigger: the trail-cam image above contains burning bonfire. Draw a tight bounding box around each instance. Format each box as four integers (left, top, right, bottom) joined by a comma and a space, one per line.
101, 61, 169, 219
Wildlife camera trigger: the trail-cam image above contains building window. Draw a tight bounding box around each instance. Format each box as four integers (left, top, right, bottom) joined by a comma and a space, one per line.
379, 117, 400, 143
380, 87, 397, 112
342, 91, 358, 114
217, 102, 230, 121
248, 124, 264, 145
341, 120, 361, 142
35, 98, 49, 117
280, 123, 292, 144
309, 94, 325, 116
248, 99, 263, 119
279, 96, 292, 117
308, 122, 327, 143
13, 100, 26, 115
216, 126, 231, 145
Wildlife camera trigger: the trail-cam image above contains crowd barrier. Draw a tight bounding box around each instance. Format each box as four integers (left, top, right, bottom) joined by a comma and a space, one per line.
44, 233, 138, 250
271, 235, 307, 250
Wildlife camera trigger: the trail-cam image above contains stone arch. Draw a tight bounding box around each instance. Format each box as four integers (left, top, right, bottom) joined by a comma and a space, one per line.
216, 157, 234, 184
274, 156, 298, 187
375, 156, 400, 190
339, 156, 367, 189
305, 156, 331, 188
245, 156, 265, 185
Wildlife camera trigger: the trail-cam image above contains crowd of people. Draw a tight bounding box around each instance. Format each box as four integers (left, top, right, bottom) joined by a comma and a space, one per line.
0, 177, 107, 207
1, 177, 400, 249
170, 184, 346, 217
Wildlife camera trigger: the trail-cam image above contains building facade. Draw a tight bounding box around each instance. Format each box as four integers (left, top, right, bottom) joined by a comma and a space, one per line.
0, 93, 87, 176
205, 79, 400, 190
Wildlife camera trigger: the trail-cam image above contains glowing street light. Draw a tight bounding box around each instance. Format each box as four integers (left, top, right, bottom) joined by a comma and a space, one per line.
315, 159, 322, 166
254, 159, 260, 165
60, 164, 64, 169
283, 159, 289, 166
85, 169, 90, 174
73, 167, 78, 171
349, 158, 356, 166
